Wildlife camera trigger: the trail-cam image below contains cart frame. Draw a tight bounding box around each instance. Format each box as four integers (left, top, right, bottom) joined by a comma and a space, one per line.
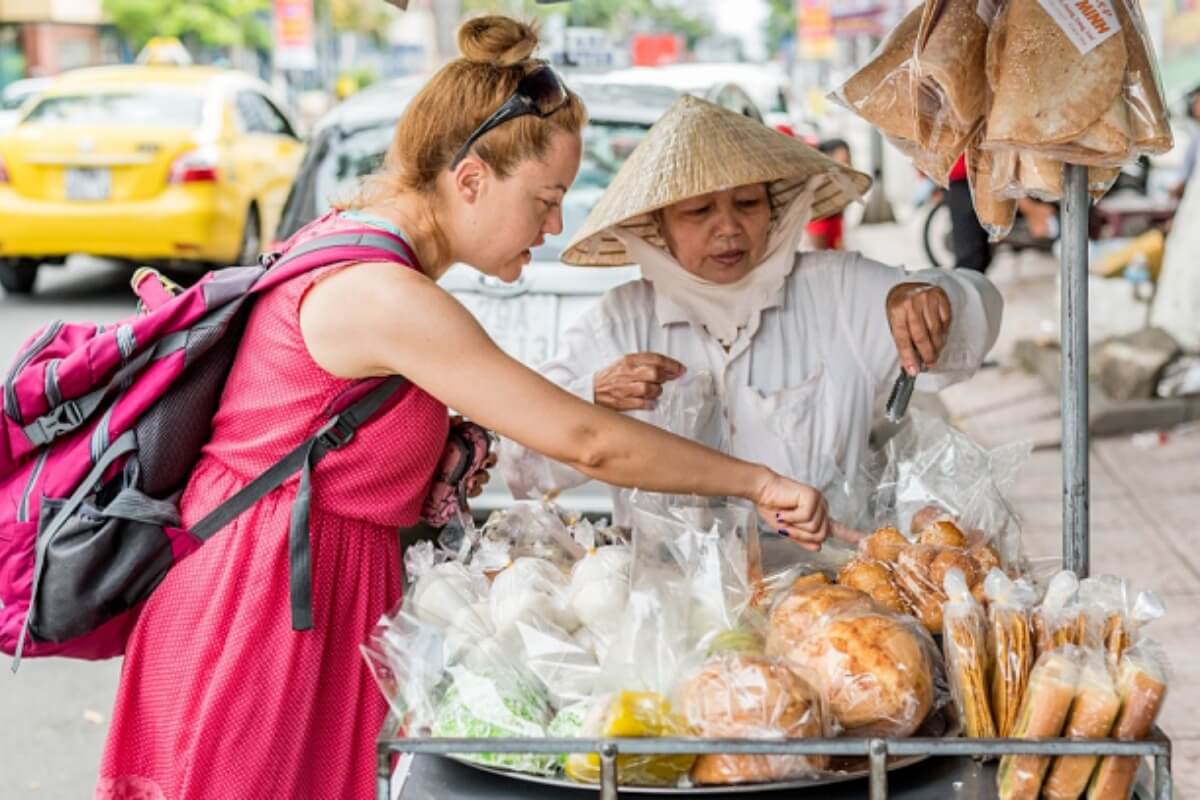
375, 165, 1176, 798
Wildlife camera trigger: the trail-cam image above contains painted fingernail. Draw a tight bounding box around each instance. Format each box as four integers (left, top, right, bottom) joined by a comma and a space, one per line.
777, 529, 789, 537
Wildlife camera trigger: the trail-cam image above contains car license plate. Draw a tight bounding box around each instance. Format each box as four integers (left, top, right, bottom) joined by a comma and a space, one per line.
456, 293, 557, 367
66, 167, 111, 201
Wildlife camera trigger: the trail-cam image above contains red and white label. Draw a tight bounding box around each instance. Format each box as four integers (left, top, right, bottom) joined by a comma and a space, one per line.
1037, 0, 1122, 54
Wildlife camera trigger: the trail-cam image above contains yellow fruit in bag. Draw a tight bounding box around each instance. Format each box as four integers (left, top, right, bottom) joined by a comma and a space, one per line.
564, 691, 696, 786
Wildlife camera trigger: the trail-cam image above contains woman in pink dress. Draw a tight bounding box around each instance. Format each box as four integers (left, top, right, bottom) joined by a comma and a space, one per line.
97, 16, 832, 800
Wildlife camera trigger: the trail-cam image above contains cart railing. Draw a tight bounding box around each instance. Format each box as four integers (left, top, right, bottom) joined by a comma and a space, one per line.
376, 725, 1172, 800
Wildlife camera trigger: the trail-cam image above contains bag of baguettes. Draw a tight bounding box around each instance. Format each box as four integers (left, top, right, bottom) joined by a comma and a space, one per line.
1086, 641, 1169, 800
1078, 576, 1166, 673
985, 569, 1037, 738
996, 645, 1084, 800
941, 567, 996, 738
1033, 571, 1089, 661
1041, 648, 1123, 800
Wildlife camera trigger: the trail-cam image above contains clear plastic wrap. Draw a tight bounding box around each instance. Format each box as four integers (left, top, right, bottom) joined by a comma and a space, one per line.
836, 558, 909, 616
769, 600, 943, 738
431, 665, 557, 775
1033, 571, 1089, 661
478, 500, 585, 569
765, 582, 878, 653
1078, 575, 1166, 671
1043, 648, 1122, 800
914, 0, 993, 164
565, 544, 632, 651
614, 371, 721, 523
563, 691, 696, 786
405, 541, 491, 630
942, 568, 997, 738
986, 569, 1038, 738
997, 645, 1085, 800
488, 556, 579, 634
873, 412, 1031, 569
1087, 640, 1170, 800
679, 653, 829, 784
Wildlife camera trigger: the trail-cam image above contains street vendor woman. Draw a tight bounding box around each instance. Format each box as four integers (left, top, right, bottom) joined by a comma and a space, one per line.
502, 96, 1003, 518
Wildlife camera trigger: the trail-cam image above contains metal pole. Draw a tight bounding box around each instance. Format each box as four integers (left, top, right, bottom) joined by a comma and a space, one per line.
868, 738, 889, 800
599, 743, 619, 800
1155, 752, 1172, 800
1061, 163, 1090, 577
375, 744, 391, 800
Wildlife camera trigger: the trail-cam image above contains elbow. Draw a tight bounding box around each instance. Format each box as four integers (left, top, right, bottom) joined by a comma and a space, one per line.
567, 424, 610, 475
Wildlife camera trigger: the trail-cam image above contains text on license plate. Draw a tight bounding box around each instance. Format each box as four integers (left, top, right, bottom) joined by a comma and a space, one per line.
66, 167, 111, 201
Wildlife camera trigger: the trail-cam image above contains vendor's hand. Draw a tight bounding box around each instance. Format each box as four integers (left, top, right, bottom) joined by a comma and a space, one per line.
753, 473, 830, 552
886, 283, 952, 376
593, 353, 686, 412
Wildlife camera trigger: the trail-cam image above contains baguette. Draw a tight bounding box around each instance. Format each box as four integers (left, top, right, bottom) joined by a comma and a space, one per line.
996, 647, 1082, 800
1042, 651, 1122, 800
1087, 647, 1168, 800
942, 569, 996, 738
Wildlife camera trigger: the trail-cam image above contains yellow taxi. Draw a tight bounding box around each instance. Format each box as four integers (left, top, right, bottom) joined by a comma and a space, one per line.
0, 63, 304, 293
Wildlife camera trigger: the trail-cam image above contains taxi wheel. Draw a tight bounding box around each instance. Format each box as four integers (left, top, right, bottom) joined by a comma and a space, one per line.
0, 259, 39, 295
235, 206, 262, 266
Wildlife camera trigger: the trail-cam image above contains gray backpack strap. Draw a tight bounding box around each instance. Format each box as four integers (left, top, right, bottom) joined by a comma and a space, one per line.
190, 375, 408, 631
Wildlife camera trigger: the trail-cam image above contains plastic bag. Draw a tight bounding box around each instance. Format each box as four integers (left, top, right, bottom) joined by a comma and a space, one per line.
1078, 575, 1166, 671
679, 653, 829, 784
565, 543, 632, 657
997, 645, 1085, 800
613, 371, 721, 523
769, 600, 943, 738
1087, 640, 1170, 800
602, 499, 760, 697
431, 665, 558, 775
913, 0, 993, 164
942, 568, 997, 738
405, 540, 491, 630
873, 412, 1031, 569
1043, 648, 1122, 800
361, 608, 448, 734
836, 557, 909, 616
1032, 571, 1088, 661
510, 614, 604, 710
478, 500, 585, 568
563, 691, 696, 786
986, 569, 1038, 737
489, 556, 579, 634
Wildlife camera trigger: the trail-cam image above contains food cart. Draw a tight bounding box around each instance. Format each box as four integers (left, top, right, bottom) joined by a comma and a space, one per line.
373, 1, 1176, 796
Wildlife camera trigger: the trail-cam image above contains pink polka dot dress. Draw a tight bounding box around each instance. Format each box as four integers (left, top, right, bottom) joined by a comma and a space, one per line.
96, 212, 449, 799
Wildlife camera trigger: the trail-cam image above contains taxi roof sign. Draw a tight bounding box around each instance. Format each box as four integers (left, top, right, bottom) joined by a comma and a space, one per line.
136, 37, 193, 67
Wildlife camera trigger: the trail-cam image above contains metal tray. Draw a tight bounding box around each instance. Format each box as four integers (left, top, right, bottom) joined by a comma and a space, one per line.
444, 705, 957, 795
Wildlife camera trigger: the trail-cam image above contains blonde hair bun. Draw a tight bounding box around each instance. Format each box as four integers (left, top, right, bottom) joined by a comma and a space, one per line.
458, 15, 539, 67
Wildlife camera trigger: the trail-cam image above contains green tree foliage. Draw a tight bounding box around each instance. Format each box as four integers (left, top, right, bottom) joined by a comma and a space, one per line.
103, 0, 272, 51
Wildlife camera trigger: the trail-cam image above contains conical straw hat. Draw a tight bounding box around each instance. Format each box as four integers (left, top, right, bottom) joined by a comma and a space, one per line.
563, 94, 872, 267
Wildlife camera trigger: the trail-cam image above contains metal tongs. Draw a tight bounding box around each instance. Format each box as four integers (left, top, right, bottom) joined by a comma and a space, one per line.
884, 367, 919, 423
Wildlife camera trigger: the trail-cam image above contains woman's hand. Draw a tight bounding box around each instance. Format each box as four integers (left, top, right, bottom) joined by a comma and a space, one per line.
465, 453, 497, 498
593, 353, 686, 411
886, 283, 952, 376
753, 473, 830, 551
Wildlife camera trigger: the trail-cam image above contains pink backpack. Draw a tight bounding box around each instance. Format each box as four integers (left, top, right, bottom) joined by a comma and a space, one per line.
0, 223, 417, 668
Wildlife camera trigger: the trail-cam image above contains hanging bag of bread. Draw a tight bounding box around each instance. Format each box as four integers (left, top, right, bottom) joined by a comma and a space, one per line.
1042, 648, 1123, 800
941, 568, 997, 738
997, 645, 1085, 800
985, 569, 1038, 738
1087, 641, 1169, 800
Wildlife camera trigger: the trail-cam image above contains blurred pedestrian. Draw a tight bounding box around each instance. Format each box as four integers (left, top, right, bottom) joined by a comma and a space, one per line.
805, 138, 852, 250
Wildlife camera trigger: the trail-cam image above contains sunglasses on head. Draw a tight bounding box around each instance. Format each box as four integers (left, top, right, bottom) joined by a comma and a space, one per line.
449, 64, 570, 170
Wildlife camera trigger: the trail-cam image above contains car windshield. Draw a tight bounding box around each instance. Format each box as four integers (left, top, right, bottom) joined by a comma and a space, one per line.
314, 117, 652, 262
23, 91, 205, 127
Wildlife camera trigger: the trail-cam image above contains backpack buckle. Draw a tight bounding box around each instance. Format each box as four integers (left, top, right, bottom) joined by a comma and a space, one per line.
315, 417, 355, 450
25, 401, 84, 446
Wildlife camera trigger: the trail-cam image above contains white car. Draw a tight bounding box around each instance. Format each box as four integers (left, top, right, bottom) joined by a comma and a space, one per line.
275, 77, 649, 518
0, 77, 52, 131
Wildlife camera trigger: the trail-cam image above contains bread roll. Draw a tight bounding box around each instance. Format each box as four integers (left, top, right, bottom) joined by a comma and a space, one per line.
930, 548, 979, 590
896, 545, 947, 634
682, 655, 827, 784
766, 584, 877, 657
911, 504, 954, 534
779, 613, 935, 737
918, 520, 967, 549
837, 559, 909, 615
997, 647, 1083, 800
968, 543, 1002, 576
861, 527, 908, 563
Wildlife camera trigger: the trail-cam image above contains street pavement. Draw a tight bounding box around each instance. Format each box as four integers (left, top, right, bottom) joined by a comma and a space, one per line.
1, 219, 1196, 797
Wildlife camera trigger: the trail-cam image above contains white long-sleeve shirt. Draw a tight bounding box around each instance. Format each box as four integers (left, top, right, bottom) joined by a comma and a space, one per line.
501, 251, 1003, 520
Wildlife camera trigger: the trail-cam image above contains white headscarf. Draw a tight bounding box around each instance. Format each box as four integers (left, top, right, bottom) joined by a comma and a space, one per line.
613, 190, 816, 347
